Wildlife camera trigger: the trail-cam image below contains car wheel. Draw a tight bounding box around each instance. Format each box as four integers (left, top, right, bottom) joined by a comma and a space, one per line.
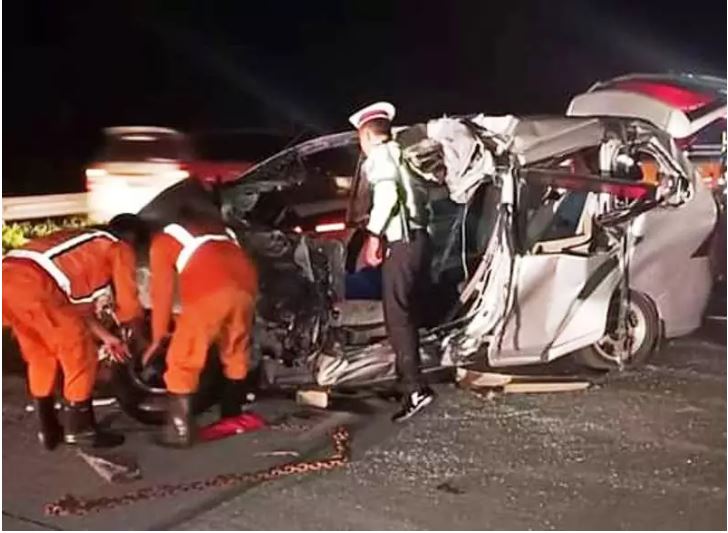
574, 290, 660, 371
110, 350, 224, 425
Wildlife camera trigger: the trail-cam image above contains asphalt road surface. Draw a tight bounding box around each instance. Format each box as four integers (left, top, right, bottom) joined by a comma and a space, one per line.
2, 303, 725, 530
179, 325, 726, 531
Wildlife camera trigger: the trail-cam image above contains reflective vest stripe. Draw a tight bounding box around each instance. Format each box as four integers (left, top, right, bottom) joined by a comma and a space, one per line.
44, 230, 118, 258
5, 231, 118, 303
162, 224, 238, 272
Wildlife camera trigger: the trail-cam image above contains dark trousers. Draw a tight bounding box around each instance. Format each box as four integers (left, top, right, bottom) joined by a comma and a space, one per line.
382, 230, 431, 395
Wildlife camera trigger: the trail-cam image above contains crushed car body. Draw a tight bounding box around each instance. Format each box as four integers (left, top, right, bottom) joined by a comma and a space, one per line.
126, 108, 717, 400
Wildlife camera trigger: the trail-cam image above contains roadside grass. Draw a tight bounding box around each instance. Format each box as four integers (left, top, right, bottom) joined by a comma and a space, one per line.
2, 217, 92, 253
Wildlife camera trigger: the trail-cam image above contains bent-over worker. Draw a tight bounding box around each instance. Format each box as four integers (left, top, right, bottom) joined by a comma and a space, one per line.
142, 207, 258, 448
2, 214, 147, 449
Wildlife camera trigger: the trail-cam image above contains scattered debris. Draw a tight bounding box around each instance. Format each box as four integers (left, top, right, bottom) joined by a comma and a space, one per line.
436, 481, 466, 495
296, 388, 330, 409
254, 450, 301, 458
77, 450, 141, 483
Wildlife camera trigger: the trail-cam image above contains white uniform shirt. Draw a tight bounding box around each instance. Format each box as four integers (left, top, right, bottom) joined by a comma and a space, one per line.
364, 141, 427, 242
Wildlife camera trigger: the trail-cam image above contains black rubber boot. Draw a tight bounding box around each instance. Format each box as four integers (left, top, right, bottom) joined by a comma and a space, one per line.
63, 400, 125, 448
156, 393, 195, 448
219, 379, 246, 419
33, 396, 64, 451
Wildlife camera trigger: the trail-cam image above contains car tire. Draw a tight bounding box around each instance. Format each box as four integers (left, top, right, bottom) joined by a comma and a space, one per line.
110, 350, 224, 425
573, 290, 660, 371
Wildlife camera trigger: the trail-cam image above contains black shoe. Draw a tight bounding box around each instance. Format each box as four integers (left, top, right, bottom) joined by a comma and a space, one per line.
156, 393, 196, 448
63, 400, 125, 448
219, 378, 246, 419
33, 396, 63, 451
392, 387, 436, 423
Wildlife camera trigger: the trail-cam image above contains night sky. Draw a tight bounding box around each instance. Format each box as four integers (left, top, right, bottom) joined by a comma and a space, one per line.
4, 0, 726, 195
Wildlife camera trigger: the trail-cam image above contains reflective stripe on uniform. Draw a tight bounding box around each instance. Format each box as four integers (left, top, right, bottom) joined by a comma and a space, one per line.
162, 224, 238, 272
43, 230, 118, 258
5, 230, 119, 304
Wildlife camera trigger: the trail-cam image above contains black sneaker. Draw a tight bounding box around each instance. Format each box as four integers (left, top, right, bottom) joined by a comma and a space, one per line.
391, 387, 435, 423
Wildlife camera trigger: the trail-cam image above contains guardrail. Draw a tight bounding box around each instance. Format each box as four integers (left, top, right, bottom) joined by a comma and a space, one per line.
2, 193, 89, 221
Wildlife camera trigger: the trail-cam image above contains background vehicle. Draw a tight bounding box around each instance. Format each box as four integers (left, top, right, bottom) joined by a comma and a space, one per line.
86, 127, 194, 222
187, 129, 295, 186
85, 126, 344, 232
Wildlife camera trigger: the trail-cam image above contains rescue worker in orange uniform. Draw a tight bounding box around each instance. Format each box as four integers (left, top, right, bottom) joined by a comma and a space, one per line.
142, 207, 258, 447
2, 214, 147, 450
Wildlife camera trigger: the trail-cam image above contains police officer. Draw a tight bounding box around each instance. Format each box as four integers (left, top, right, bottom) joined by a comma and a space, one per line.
349, 101, 435, 422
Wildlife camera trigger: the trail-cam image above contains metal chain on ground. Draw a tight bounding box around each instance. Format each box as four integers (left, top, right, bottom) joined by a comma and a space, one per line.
44, 426, 350, 517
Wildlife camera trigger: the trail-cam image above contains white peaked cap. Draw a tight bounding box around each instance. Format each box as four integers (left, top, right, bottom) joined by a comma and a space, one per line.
348, 101, 396, 129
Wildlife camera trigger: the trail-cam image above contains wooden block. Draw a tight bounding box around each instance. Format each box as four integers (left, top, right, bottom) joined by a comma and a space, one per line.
455, 368, 513, 388
296, 388, 329, 409
502, 381, 590, 394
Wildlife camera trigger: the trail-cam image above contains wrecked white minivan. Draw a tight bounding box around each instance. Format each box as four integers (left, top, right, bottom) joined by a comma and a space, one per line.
116, 110, 718, 418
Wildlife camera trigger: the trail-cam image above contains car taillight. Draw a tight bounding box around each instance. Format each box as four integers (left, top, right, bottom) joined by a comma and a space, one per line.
314, 222, 346, 233
85, 168, 108, 178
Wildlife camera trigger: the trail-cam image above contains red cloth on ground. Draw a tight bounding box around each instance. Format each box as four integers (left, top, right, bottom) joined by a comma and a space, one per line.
198, 412, 267, 442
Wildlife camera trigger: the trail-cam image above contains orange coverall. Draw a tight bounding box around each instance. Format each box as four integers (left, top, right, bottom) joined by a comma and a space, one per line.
2, 230, 141, 402
149, 224, 258, 394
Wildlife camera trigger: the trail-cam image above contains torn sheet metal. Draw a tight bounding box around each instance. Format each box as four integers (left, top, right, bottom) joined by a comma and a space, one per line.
315, 345, 396, 387
425, 117, 496, 204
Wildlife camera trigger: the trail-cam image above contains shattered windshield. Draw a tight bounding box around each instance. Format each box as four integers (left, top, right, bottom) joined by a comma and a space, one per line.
220, 133, 360, 228
226, 132, 358, 188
